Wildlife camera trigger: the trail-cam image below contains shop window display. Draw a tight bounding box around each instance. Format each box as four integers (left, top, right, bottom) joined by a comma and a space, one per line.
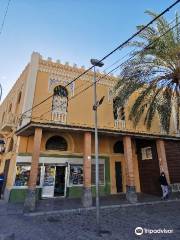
14, 165, 41, 186
69, 165, 83, 185
69, 164, 105, 186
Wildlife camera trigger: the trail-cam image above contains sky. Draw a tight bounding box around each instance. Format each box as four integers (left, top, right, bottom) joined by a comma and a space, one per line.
0, 0, 179, 101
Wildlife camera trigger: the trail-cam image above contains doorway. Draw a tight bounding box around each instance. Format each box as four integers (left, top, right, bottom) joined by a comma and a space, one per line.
115, 162, 123, 193
54, 166, 66, 197
42, 165, 66, 198
136, 139, 161, 196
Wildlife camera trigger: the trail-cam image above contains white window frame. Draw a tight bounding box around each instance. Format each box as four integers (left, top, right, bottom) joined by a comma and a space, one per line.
141, 147, 152, 160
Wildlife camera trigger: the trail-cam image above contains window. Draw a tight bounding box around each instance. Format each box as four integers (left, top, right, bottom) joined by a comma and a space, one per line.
46, 136, 68, 151
118, 107, 125, 121
113, 141, 124, 154
54, 85, 68, 97
113, 98, 126, 121
8, 138, 14, 152
52, 85, 68, 122
141, 147, 152, 160
91, 164, 105, 185
8, 103, 12, 113
1, 112, 5, 123
108, 88, 113, 103
17, 91, 22, 104
69, 165, 83, 185
14, 165, 41, 186
69, 163, 105, 186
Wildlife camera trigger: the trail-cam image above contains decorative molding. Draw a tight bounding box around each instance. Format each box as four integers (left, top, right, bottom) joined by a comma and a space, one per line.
48, 75, 75, 97
38, 61, 117, 87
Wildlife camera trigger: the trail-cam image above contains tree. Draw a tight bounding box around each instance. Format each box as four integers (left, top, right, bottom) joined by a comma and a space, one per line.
114, 11, 180, 133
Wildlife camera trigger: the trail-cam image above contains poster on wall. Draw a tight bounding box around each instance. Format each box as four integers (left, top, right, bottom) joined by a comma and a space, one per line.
14, 165, 31, 186
69, 165, 83, 185
42, 166, 56, 198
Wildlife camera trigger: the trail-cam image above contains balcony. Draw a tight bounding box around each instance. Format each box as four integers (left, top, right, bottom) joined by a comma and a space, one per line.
0, 113, 19, 132
51, 112, 67, 124
114, 119, 126, 129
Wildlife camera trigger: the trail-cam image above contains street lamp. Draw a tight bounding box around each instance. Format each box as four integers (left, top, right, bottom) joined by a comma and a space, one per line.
90, 58, 104, 236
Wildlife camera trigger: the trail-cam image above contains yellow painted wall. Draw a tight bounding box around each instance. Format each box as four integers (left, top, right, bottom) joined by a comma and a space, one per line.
29, 60, 176, 135
0, 65, 29, 130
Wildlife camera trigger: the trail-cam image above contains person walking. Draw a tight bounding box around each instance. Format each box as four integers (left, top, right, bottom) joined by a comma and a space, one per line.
159, 172, 169, 200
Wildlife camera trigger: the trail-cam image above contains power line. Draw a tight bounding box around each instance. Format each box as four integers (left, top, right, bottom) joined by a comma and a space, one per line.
0, 0, 11, 35
20, 0, 180, 118
36, 20, 180, 120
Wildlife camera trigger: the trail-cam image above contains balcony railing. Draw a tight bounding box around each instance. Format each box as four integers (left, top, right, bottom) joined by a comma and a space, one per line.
0, 112, 19, 131
114, 119, 126, 129
51, 112, 67, 124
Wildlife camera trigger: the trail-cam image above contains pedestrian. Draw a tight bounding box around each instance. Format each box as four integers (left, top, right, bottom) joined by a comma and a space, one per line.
0, 173, 4, 199
159, 172, 169, 200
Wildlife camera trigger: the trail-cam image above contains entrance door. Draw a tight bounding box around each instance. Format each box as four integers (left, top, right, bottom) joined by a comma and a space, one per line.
136, 139, 161, 196
2, 159, 10, 195
115, 162, 123, 193
54, 166, 66, 197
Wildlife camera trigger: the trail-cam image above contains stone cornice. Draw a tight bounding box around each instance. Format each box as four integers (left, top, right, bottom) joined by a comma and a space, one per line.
16, 121, 180, 141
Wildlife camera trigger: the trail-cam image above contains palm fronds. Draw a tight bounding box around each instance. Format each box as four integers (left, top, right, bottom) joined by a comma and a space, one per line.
115, 11, 180, 133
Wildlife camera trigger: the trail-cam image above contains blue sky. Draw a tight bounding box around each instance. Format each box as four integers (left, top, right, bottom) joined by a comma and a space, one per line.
0, 0, 179, 100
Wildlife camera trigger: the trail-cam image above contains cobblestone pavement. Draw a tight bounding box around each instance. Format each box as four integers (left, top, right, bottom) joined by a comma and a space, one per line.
0, 201, 180, 240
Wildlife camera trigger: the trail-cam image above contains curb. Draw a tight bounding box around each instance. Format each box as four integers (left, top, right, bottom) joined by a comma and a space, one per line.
24, 198, 180, 217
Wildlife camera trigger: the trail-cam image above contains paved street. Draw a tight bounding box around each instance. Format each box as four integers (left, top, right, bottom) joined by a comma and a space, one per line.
0, 200, 180, 240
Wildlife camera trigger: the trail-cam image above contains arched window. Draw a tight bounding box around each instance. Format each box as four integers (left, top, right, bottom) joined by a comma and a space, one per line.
52, 85, 68, 123
113, 140, 124, 154
113, 97, 126, 121
7, 138, 14, 152
54, 85, 68, 97
46, 136, 68, 151
8, 103, 12, 113
2, 112, 5, 123
15, 91, 22, 114
17, 91, 22, 104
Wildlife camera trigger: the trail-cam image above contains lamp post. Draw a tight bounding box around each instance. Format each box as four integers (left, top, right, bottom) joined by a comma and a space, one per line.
90, 58, 104, 236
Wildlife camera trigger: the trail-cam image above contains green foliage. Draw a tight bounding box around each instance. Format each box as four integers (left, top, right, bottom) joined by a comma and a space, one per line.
115, 11, 180, 133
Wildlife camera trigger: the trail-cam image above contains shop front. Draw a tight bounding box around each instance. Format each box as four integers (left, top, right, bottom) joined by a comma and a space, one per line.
9, 155, 110, 202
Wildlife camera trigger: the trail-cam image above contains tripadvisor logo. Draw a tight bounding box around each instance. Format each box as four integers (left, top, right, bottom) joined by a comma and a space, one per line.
135, 227, 143, 236
135, 227, 173, 235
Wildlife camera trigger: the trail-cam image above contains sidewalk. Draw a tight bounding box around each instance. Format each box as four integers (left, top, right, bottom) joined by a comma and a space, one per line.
30, 193, 180, 216
1, 193, 180, 216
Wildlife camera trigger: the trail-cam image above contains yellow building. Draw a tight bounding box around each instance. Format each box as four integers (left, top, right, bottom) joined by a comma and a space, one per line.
0, 52, 179, 210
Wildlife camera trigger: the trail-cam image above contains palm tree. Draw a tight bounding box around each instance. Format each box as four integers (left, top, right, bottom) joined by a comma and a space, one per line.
114, 11, 180, 133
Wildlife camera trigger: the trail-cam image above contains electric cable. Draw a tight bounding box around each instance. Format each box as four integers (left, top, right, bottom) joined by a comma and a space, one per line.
35, 19, 180, 120
0, 0, 11, 35
20, 0, 180, 119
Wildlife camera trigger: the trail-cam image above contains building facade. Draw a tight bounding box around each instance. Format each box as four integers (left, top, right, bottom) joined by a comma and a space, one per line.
0, 52, 180, 209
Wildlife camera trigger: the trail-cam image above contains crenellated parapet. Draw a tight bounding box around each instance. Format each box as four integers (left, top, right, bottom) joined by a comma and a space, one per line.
38, 54, 117, 88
